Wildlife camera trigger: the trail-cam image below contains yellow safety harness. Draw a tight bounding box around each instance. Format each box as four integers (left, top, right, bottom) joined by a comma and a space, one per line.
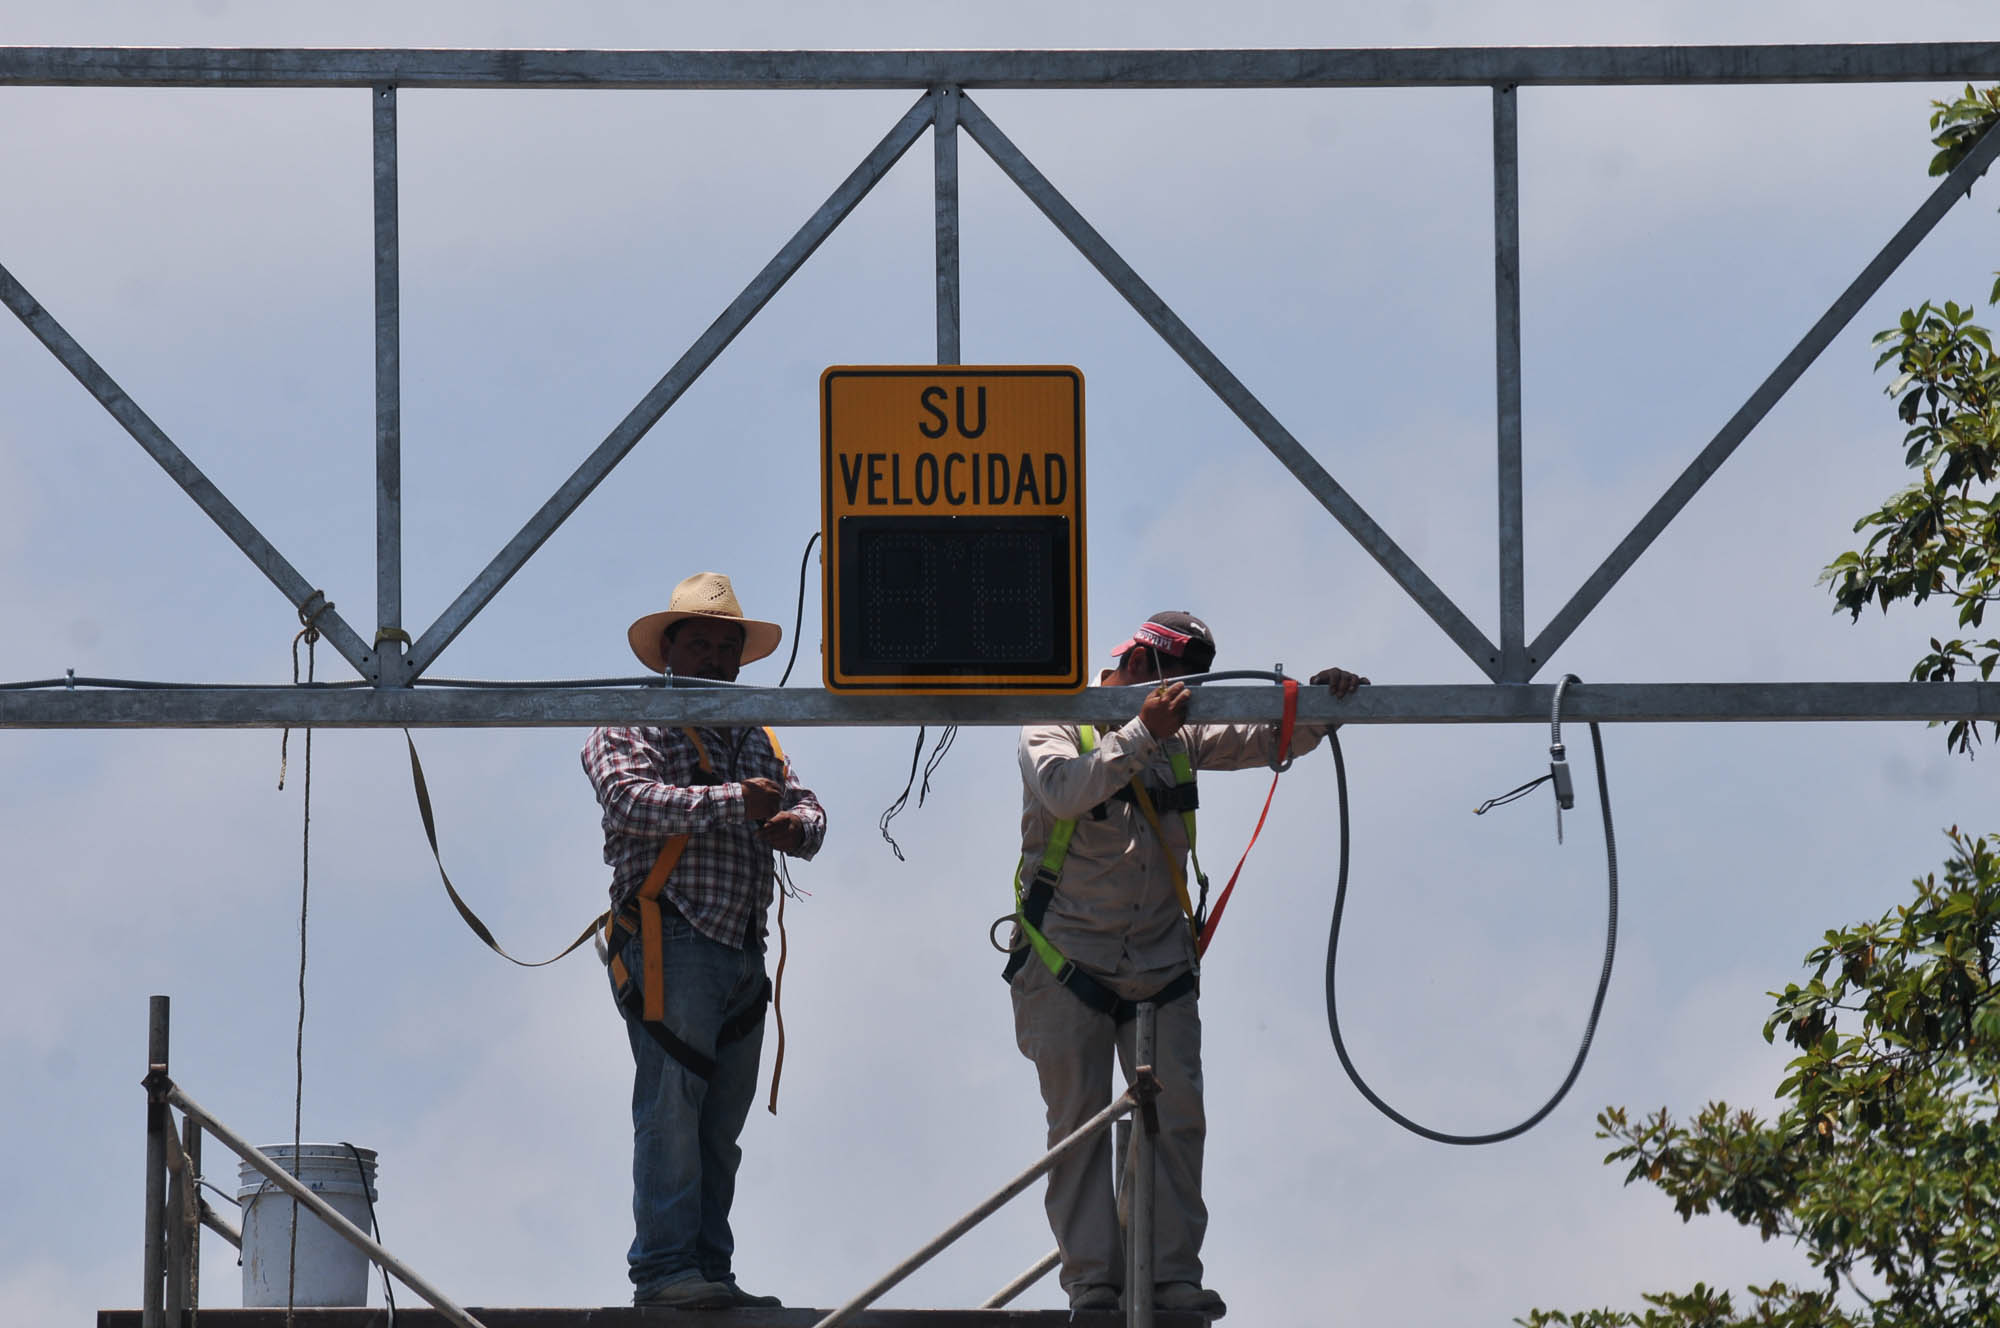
1002, 725, 1209, 1019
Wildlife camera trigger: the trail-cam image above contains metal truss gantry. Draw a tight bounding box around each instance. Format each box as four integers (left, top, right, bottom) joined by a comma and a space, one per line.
3, 43, 2000, 730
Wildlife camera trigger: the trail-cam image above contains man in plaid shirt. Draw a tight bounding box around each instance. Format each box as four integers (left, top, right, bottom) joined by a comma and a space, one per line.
583, 572, 827, 1310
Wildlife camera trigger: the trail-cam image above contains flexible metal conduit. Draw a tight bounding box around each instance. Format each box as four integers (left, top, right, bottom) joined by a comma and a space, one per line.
1325, 674, 1620, 1143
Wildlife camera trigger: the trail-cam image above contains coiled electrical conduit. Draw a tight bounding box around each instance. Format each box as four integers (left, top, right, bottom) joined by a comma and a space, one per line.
1323, 672, 1619, 1144
1182, 669, 1618, 1143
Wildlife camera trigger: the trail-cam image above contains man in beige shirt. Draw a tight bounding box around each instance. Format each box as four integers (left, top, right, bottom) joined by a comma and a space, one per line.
1007, 610, 1366, 1318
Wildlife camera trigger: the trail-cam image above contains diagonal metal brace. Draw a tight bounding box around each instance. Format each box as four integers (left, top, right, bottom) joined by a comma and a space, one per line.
404, 91, 937, 678
956, 91, 1505, 679
0, 260, 378, 679
1528, 116, 2000, 671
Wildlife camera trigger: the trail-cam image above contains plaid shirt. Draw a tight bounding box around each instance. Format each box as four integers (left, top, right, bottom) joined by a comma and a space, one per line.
582, 725, 826, 949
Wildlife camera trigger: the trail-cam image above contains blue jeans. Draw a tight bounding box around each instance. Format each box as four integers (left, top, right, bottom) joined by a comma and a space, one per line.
615, 915, 768, 1298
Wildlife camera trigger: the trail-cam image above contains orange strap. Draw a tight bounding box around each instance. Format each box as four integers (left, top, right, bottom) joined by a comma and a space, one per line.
603, 820, 684, 1008
632, 727, 710, 1022
766, 884, 789, 1115
1197, 678, 1298, 956
614, 726, 794, 1079
763, 727, 790, 1114
634, 835, 688, 1022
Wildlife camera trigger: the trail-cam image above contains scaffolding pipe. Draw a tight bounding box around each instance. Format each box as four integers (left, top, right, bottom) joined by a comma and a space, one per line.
980, 1248, 1061, 1309
197, 1198, 242, 1251
810, 1083, 1149, 1328
162, 1114, 200, 1316
164, 1144, 186, 1320
141, 996, 168, 1328
184, 1122, 203, 1310
166, 1084, 488, 1328
1127, 1001, 1157, 1328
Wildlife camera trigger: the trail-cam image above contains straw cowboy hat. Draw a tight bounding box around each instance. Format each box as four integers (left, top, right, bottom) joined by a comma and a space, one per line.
627, 572, 784, 673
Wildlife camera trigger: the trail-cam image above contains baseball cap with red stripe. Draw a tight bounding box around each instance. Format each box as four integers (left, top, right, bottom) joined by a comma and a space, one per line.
1110, 610, 1216, 674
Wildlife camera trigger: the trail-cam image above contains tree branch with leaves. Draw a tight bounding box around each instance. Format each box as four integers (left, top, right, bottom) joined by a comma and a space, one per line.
1523, 830, 2000, 1328
1823, 87, 2000, 756
1526, 87, 2000, 1328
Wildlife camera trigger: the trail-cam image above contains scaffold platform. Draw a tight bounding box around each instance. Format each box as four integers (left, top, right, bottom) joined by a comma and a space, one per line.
99, 1308, 1213, 1326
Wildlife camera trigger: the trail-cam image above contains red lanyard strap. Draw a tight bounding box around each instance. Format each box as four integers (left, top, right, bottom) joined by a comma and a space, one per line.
1197, 676, 1297, 957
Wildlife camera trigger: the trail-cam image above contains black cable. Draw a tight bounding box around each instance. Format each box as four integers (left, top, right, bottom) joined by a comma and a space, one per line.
877, 727, 926, 862
0, 674, 771, 691
414, 677, 765, 689
0, 676, 370, 690
919, 725, 957, 804
197, 1177, 241, 1207
287, 633, 316, 1326
412, 676, 666, 689
6, 666, 836, 693
340, 1142, 394, 1325
778, 531, 821, 688
1323, 677, 1619, 1145
1473, 774, 1553, 816
878, 722, 961, 859
16, 530, 798, 698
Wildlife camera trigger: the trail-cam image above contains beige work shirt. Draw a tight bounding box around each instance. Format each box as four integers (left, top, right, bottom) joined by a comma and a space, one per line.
1015, 687, 1328, 989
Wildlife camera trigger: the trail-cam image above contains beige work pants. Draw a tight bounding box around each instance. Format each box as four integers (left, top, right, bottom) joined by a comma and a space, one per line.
1009, 959, 1207, 1298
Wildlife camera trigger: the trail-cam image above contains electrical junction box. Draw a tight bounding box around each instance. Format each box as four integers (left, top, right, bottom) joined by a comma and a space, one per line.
820, 365, 1086, 693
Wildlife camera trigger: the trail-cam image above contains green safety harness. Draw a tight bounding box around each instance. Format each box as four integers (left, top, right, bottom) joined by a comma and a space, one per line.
1000, 724, 1210, 1020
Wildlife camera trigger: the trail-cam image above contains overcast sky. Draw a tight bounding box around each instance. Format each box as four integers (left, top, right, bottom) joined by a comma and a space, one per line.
4, 2, 1999, 1325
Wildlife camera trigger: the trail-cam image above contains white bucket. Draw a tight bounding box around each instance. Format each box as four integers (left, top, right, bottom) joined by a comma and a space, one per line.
236, 1144, 380, 1307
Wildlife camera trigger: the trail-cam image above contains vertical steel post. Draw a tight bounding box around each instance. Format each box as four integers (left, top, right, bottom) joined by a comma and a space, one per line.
1113, 1112, 1133, 1296
1127, 1002, 1155, 1328
1115, 1116, 1131, 1211
184, 1121, 203, 1314
142, 996, 169, 1328
164, 1141, 188, 1319
932, 85, 961, 365
374, 83, 406, 686
1493, 84, 1527, 683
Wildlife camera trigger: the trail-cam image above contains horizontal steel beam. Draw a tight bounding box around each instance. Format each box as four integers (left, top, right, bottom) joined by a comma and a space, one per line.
2, 44, 1998, 90
2, 681, 1996, 729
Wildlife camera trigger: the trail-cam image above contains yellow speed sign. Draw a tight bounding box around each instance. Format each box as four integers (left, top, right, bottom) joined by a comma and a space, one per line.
821, 366, 1086, 693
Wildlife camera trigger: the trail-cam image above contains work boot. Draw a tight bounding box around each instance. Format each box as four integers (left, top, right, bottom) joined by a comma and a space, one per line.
634, 1276, 737, 1309
1154, 1282, 1227, 1319
722, 1282, 783, 1308
1069, 1283, 1120, 1311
